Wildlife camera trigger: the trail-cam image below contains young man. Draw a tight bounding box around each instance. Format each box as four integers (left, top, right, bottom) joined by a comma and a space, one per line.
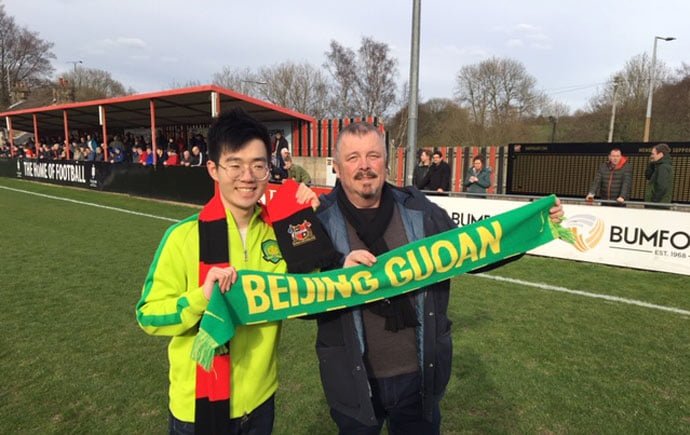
313, 122, 563, 434
412, 149, 431, 189
136, 109, 316, 434
585, 148, 632, 205
421, 150, 451, 192
644, 143, 673, 204
463, 154, 492, 196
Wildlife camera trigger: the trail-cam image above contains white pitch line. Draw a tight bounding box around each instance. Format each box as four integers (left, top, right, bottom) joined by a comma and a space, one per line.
476, 273, 690, 316
0, 184, 180, 223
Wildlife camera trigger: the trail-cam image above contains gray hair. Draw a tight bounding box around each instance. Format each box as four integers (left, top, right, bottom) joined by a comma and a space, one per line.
334, 122, 386, 163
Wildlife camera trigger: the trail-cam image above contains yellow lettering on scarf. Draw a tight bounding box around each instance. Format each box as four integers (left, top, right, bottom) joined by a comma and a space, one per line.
385, 256, 411, 286
456, 233, 478, 266
351, 271, 378, 295
323, 274, 353, 300
408, 246, 434, 280
477, 222, 502, 257
287, 276, 300, 306
431, 240, 458, 273
244, 275, 270, 314
268, 276, 289, 310
301, 277, 316, 304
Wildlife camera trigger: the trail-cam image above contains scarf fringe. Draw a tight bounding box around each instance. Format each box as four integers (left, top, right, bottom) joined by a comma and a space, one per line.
192, 324, 222, 371
549, 220, 576, 244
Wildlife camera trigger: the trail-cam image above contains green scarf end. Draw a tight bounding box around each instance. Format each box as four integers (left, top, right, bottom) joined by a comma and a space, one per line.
549, 219, 576, 244
191, 329, 221, 371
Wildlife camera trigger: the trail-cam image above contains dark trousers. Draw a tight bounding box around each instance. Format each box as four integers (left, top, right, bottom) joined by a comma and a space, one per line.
329, 372, 441, 435
169, 395, 275, 435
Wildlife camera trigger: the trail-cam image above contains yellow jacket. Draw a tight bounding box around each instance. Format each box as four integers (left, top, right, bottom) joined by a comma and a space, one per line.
136, 207, 285, 422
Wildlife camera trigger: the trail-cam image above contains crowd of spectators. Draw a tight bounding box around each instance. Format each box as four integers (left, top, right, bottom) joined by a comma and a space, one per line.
0, 130, 210, 167
0, 129, 311, 184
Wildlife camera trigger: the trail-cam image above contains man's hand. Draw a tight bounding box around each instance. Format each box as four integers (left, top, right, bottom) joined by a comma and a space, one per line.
549, 197, 564, 223
296, 183, 320, 210
469, 176, 478, 183
202, 266, 237, 300
585, 194, 594, 202
344, 249, 377, 268
616, 196, 625, 204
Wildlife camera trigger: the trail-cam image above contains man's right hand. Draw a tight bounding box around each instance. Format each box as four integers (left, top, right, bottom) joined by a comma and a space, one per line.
344, 250, 377, 268
202, 266, 237, 300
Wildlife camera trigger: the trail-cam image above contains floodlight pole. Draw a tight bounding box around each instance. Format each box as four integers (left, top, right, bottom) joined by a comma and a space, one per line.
643, 36, 675, 142
405, 0, 421, 187
608, 77, 620, 143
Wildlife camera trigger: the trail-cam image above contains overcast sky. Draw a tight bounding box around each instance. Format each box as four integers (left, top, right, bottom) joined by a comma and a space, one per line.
5, 0, 689, 113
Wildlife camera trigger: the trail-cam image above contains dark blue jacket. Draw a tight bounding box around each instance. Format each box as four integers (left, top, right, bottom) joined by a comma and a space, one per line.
314, 184, 455, 425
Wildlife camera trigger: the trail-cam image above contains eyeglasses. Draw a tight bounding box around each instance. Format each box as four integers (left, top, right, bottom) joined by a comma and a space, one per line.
217, 161, 270, 181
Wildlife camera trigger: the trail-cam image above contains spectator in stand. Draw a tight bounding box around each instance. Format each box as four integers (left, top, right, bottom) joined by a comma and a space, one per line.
110, 146, 125, 163
190, 145, 204, 166
180, 149, 192, 166
421, 150, 451, 192
585, 148, 632, 206
51, 143, 62, 159
23, 144, 35, 159
272, 130, 289, 157
72, 144, 85, 161
155, 147, 168, 166
164, 147, 179, 166
283, 153, 311, 185
645, 143, 673, 205
94, 146, 105, 162
86, 134, 98, 153
412, 149, 431, 189
139, 145, 150, 165
270, 148, 289, 183
144, 146, 156, 165
463, 155, 492, 197
111, 135, 124, 153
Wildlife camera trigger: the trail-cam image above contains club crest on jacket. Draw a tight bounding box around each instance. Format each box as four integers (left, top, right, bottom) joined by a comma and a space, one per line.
288, 220, 316, 247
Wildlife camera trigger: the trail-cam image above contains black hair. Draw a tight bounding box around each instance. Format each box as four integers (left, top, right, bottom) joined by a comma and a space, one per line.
472, 154, 485, 164
654, 143, 671, 155
207, 108, 271, 164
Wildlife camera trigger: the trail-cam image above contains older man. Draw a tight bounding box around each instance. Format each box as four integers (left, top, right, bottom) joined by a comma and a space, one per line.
585, 148, 632, 205
313, 122, 563, 434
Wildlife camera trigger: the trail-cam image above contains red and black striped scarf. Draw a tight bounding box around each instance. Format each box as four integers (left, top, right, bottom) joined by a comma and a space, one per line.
195, 186, 232, 432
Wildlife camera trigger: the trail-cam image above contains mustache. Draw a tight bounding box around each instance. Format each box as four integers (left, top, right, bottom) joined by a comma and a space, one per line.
354, 169, 378, 180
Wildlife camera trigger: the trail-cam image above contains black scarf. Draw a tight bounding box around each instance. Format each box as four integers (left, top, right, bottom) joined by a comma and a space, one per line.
336, 183, 420, 332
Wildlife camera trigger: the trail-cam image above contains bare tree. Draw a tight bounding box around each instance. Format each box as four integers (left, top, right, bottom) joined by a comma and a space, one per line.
212, 62, 331, 118
168, 79, 202, 89
212, 66, 263, 97
0, 4, 55, 107
455, 57, 544, 128
60, 67, 130, 101
324, 40, 359, 116
324, 36, 398, 117
258, 62, 330, 118
588, 53, 670, 111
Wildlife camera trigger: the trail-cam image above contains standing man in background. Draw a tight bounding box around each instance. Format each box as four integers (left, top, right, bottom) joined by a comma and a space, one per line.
645, 143, 673, 205
585, 148, 632, 205
412, 149, 431, 189
421, 150, 451, 192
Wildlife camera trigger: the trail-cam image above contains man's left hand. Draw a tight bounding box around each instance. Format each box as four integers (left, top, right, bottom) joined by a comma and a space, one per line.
549, 197, 564, 223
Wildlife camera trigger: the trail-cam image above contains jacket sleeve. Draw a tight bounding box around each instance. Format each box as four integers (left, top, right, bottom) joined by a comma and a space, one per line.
652, 164, 672, 202
136, 227, 208, 336
619, 164, 632, 199
477, 169, 492, 188
588, 166, 602, 196
441, 165, 451, 191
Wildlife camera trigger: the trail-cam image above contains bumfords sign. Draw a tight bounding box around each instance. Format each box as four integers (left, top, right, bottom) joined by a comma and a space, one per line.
429, 196, 690, 276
